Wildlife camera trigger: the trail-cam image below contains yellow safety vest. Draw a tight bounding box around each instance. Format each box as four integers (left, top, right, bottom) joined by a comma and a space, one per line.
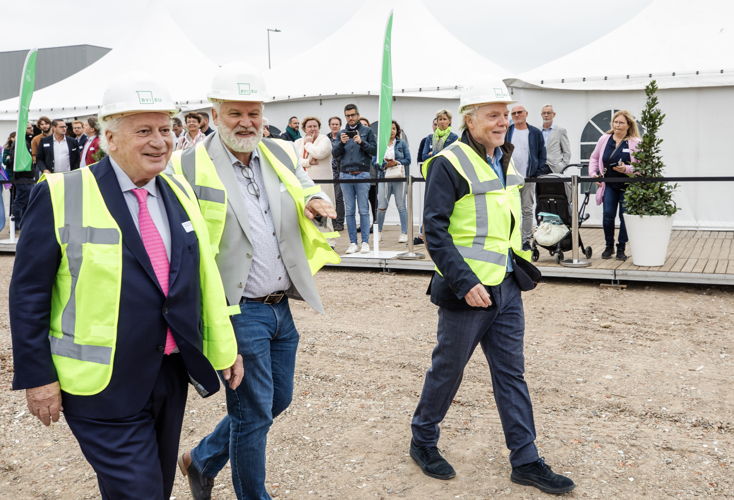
171, 137, 339, 275
422, 141, 531, 286
44, 167, 237, 395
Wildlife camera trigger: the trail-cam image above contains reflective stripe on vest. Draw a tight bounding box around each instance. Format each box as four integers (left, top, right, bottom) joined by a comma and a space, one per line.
50, 170, 119, 365
180, 147, 226, 204
44, 168, 237, 395
423, 141, 529, 286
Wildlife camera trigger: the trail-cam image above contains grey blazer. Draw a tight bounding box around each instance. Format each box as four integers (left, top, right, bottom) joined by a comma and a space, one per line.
183, 132, 327, 313
543, 125, 571, 173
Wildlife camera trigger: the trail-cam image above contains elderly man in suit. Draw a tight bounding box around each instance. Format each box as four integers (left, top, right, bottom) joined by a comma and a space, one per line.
36, 119, 81, 173
540, 105, 571, 174
173, 63, 336, 500
10, 74, 242, 500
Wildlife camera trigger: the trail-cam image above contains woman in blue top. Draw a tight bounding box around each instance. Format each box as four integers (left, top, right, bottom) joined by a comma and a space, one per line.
376, 120, 411, 242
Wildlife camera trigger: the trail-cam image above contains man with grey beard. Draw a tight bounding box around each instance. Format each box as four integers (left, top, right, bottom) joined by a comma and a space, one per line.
171, 63, 336, 500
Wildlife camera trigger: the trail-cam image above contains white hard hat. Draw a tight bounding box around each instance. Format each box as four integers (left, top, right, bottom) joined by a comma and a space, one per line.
459, 77, 515, 112
98, 72, 178, 120
208, 62, 268, 102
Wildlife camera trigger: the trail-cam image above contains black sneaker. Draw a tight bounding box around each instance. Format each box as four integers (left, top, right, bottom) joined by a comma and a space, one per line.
409, 439, 456, 480
511, 458, 575, 495
616, 246, 627, 261
413, 237, 424, 245
601, 246, 614, 259
333, 223, 344, 231
522, 241, 532, 252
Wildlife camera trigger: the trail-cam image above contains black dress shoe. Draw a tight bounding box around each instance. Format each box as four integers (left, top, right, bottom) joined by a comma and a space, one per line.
409, 439, 456, 480
601, 246, 614, 259
616, 245, 627, 261
178, 451, 214, 500
522, 241, 532, 252
511, 458, 575, 494
413, 237, 424, 245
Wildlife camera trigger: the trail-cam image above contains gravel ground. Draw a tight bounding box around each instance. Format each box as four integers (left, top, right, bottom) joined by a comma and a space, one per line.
0, 258, 732, 499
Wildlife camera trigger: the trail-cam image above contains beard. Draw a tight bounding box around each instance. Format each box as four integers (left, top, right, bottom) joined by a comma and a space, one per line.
219, 123, 263, 153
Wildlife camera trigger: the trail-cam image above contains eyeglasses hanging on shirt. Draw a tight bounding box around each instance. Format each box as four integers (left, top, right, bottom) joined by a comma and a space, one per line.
239, 164, 261, 198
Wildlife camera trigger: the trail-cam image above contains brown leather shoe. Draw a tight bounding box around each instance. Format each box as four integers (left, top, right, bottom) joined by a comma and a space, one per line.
178, 451, 214, 500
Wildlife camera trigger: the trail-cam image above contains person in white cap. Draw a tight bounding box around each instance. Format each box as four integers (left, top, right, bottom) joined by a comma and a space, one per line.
9, 72, 242, 500
172, 62, 337, 500
409, 79, 575, 495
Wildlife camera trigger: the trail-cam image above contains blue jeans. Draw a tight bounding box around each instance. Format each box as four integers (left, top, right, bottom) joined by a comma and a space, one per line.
412, 277, 539, 467
376, 180, 407, 233
603, 185, 628, 248
340, 171, 371, 244
191, 299, 299, 500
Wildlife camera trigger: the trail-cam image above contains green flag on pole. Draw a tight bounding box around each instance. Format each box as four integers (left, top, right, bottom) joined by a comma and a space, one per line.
14, 48, 38, 173
376, 11, 394, 165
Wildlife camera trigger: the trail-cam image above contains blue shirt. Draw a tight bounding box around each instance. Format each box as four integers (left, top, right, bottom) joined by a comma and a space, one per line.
542, 125, 553, 143
485, 147, 512, 272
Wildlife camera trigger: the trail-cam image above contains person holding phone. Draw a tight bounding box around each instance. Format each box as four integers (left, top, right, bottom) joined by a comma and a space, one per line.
332, 104, 377, 254
588, 110, 641, 260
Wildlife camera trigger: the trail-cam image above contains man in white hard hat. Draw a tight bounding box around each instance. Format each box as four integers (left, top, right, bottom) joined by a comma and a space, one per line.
9, 73, 242, 500
173, 62, 337, 500
410, 79, 575, 495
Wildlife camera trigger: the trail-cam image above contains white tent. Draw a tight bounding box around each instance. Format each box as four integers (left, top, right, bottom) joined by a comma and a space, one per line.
507, 0, 734, 91
505, 0, 734, 230
0, 3, 217, 121
265, 0, 509, 101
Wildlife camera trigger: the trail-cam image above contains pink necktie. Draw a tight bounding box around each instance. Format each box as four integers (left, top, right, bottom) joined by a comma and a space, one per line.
132, 188, 177, 355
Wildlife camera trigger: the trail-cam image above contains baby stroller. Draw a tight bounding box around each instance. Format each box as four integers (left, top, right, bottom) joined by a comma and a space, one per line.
530, 168, 593, 263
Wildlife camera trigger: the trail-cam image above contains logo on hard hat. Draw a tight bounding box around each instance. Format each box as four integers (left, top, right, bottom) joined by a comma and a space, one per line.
493, 87, 509, 98
136, 90, 163, 105
237, 83, 257, 96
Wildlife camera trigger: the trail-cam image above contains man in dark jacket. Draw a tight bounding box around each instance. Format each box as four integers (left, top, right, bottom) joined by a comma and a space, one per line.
331, 104, 376, 253
507, 105, 548, 250
36, 119, 80, 174
410, 81, 574, 496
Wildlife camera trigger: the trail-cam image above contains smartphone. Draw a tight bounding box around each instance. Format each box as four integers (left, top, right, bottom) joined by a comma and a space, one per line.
345, 130, 358, 138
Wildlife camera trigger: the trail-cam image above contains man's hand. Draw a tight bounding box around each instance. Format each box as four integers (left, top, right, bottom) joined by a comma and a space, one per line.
26, 382, 62, 426
353, 131, 362, 144
464, 283, 492, 308
305, 198, 336, 220
340, 133, 349, 144
222, 354, 244, 390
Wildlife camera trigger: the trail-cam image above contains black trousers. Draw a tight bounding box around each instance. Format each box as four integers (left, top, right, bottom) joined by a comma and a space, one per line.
65, 354, 189, 500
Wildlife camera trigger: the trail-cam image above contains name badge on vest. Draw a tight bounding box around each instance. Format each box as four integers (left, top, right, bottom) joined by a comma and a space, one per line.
181, 221, 194, 233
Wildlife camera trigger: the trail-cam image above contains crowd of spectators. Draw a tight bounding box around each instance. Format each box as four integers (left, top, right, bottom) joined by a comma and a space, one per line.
0, 103, 586, 253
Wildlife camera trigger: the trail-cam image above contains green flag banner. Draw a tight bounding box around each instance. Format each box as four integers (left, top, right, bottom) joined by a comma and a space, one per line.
376, 11, 394, 165
14, 48, 38, 173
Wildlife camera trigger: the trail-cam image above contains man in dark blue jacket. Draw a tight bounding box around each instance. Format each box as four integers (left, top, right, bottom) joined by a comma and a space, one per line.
507, 105, 548, 250
332, 104, 376, 254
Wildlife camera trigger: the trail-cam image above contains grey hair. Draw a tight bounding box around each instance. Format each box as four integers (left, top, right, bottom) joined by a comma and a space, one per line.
461, 105, 480, 131
98, 115, 124, 152
541, 103, 555, 111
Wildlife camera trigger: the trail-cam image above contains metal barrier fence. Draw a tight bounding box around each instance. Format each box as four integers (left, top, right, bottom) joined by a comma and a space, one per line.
311, 169, 734, 265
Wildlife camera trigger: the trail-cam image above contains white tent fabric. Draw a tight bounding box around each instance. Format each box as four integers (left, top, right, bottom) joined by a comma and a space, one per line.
0, 3, 217, 120
265, 0, 510, 101
507, 0, 734, 90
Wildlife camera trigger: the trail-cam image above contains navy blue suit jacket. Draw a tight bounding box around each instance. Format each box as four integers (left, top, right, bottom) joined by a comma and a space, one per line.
506, 124, 548, 178
10, 158, 221, 419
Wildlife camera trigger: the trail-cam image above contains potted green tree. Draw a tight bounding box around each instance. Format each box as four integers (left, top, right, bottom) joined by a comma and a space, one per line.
624, 80, 678, 266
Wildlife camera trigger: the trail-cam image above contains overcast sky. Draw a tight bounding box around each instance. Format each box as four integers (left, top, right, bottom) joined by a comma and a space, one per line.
3, 0, 652, 73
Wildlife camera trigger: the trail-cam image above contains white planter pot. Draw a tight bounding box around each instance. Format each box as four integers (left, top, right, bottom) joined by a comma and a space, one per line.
625, 214, 673, 266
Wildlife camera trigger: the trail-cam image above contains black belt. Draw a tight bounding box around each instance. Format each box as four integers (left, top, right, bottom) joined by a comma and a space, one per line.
241, 291, 287, 305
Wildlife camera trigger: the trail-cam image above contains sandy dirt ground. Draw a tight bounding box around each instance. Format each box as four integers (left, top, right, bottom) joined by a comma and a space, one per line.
0, 256, 732, 499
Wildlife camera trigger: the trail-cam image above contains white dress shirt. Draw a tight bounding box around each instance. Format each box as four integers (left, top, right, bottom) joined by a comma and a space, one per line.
53, 136, 71, 173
